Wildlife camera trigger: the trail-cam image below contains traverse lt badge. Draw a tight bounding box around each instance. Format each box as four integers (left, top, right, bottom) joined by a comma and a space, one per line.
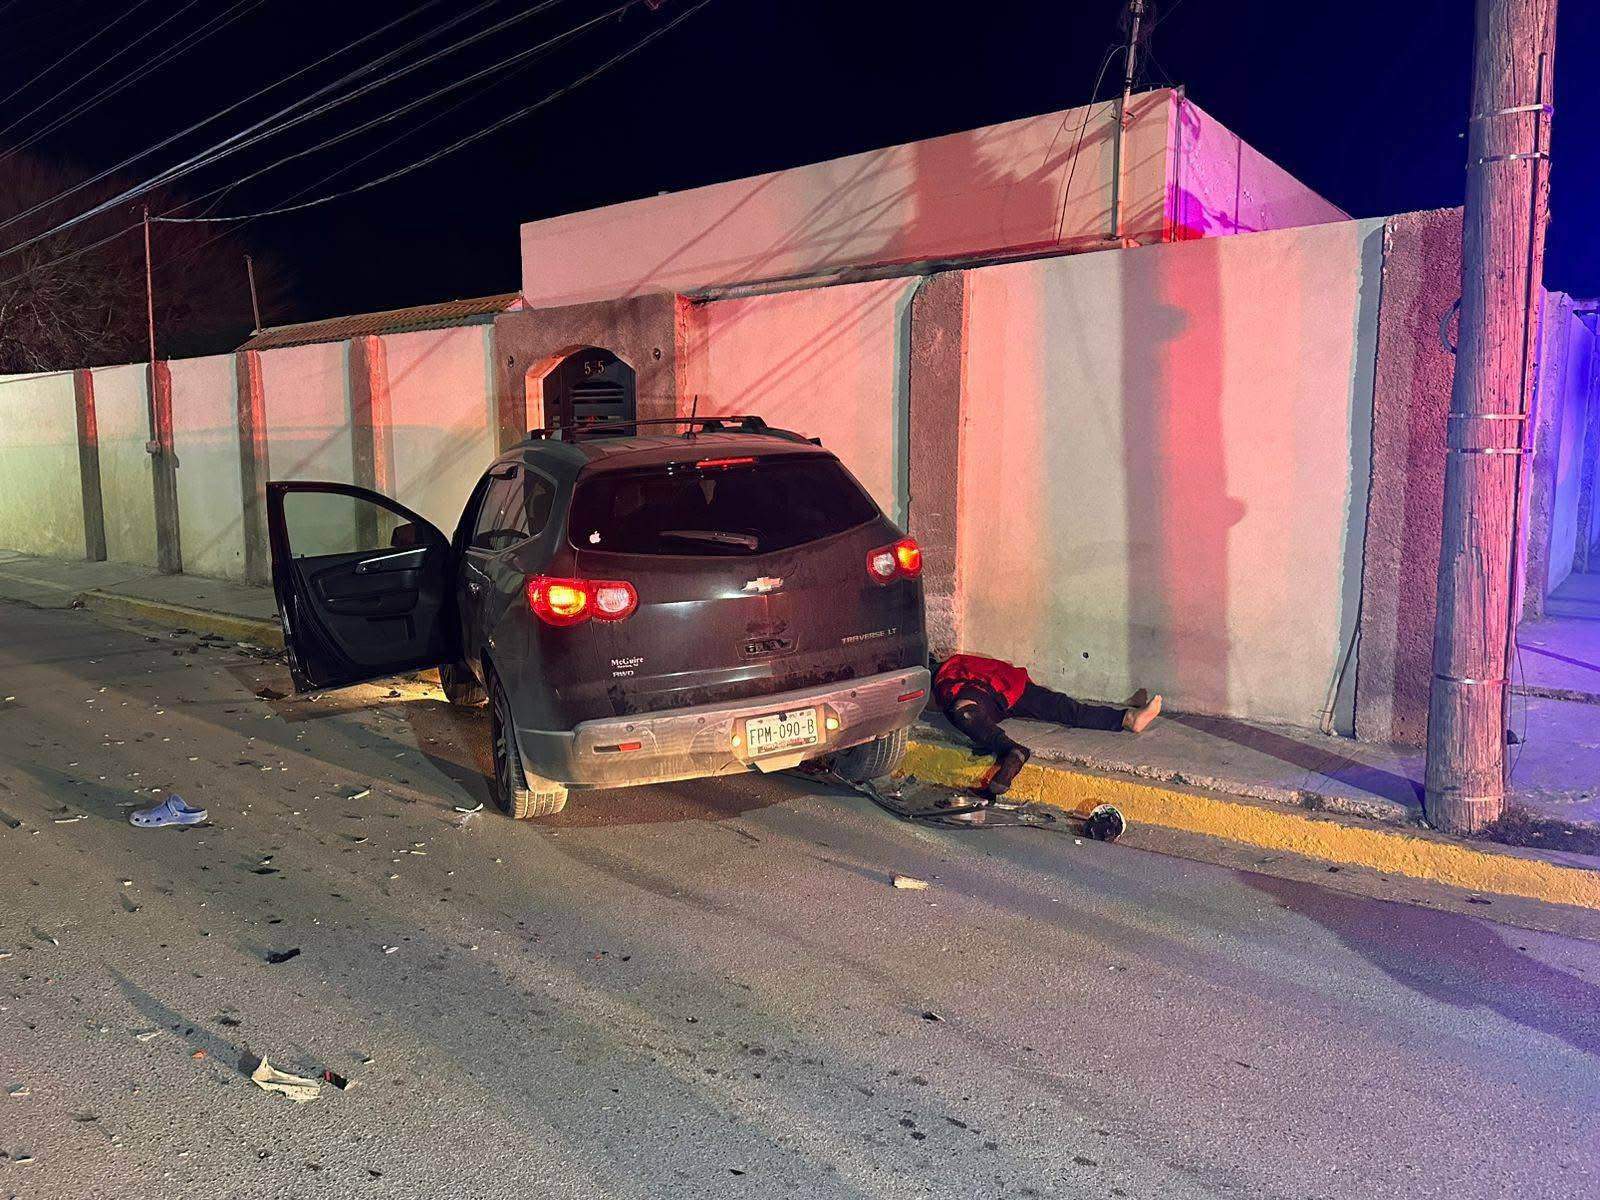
743, 577, 783, 594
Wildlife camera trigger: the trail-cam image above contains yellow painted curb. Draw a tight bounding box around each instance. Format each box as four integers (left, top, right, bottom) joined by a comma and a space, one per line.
75, 590, 284, 649
903, 740, 1600, 912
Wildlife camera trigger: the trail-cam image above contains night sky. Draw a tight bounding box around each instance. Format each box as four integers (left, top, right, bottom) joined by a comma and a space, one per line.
4, 0, 1595, 340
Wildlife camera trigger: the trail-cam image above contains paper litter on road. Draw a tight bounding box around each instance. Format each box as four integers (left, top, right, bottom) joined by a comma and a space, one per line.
891, 875, 929, 890
248, 1057, 321, 1103
134, 1030, 161, 1043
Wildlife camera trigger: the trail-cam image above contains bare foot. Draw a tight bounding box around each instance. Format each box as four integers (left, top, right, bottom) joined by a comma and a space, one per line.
1123, 693, 1162, 734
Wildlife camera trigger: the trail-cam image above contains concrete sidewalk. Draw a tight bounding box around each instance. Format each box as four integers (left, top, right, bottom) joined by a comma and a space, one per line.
3, 549, 1597, 909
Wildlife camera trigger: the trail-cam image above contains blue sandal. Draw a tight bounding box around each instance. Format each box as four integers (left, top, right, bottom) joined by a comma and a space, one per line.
129, 795, 208, 828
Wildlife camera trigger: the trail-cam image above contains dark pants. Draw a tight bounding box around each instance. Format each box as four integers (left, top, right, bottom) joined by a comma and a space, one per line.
942, 683, 1125, 758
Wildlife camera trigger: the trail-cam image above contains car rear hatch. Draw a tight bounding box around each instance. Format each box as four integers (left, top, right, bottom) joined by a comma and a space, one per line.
549, 451, 926, 718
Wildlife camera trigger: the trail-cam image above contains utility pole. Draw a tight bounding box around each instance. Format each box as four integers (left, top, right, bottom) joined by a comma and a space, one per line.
1425, 0, 1558, 833
1108, 0, 1148, 243
142, 205, 182, 573
245, 254, 263, 332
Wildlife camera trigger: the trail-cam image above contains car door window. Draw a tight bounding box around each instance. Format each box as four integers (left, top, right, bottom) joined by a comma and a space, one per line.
282, 490, 409, 557
471, 475, 523, 552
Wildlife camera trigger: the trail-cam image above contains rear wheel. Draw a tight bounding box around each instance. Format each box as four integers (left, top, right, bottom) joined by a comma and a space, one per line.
489, 672, 567, 818
829, 728, 909, 783
439, 660, 486, 706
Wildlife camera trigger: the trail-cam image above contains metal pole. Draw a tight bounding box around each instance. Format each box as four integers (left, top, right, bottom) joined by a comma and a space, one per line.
1424, 0, 1558, 833
142, 206, 157, 370
245, 254, 262, 332
1108, 0, 1147, 242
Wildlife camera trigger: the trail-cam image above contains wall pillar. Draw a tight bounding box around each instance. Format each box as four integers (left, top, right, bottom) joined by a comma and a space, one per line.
73, 369, 106, 562
148, 360, 182, 574
348, 336, 393, 545
490, 320, 527, 451
234, 350, 270, 585
904, 271, 966, 658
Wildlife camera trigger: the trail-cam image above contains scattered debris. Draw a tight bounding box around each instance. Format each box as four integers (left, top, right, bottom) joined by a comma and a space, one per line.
129, 795, 207, 828
52, 814, 88, 824
192, 1050, 207, 1061
134, 1030, 161, 1043
453, 802, 484, 814
892, 875, 929, 890
248, 1057, 321, 1104
1466, 895, 1492, 906
344, 787, 372, 802
251, 867, 280, 876
321, 1070, 353, 1090
217, 1015, 243, 1027
265, 948, 301, 965
8, 1085, 29, 1098
254, 686, 286, 701
381, 945, 399, 955
921, 1011, 944, 1023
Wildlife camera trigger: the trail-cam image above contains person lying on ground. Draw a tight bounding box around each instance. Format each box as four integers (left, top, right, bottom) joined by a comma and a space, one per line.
932, 653, 1162, 796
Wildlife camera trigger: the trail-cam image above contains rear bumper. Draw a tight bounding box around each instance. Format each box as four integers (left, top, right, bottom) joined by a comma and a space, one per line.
516, 667, 930, 789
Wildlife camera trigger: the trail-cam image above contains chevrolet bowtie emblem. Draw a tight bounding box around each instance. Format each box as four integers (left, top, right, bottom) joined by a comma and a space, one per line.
743, 577, 783, 594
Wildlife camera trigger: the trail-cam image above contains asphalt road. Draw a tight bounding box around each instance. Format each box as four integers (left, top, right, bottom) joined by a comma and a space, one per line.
1, 601, 1596, 1200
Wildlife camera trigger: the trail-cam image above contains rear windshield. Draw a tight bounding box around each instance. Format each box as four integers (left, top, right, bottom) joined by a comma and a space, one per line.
568, 454, 880, 556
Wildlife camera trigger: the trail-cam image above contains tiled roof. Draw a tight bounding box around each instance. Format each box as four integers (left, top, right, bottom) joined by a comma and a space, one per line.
238, 293, 523, 351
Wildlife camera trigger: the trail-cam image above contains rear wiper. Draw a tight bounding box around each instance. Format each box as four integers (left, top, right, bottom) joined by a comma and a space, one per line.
660, 529, 759, 550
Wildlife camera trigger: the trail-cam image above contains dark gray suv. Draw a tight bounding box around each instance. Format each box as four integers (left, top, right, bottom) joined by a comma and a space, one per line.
267, 417, 930, 817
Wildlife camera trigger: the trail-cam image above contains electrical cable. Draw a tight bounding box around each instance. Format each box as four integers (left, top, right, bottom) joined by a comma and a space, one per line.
154, 0, 630, 228
0, 0, 160, 116
0, 221, 142, 293
148, 56, 535, 280
0, 0, 206, 148
0, 0, 267, 170
1051, 42, 1123, 246
0, 0, 592, 290
158, 0, 712, 224
0, 0, 451, 241
0, 0, 585, 259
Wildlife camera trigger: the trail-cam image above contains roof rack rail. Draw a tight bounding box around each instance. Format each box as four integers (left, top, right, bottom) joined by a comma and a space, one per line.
527, 414, 820, 446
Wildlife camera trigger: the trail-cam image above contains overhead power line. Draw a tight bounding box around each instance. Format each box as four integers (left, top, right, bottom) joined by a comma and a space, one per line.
0, 0, 588, 262
161, 0, 714, 224
0, 0, 453, 242
156, 0, 633, 225
0, 0, 267, 170
0, 0, 160, 116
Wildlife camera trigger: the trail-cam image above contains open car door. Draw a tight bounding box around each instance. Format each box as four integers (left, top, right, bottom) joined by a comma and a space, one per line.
267, 482, 460, 692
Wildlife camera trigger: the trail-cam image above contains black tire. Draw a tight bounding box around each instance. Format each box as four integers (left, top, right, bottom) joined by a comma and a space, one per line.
489, 673, 567, 818
439, 660, 486, 706
829, 728, 909, 783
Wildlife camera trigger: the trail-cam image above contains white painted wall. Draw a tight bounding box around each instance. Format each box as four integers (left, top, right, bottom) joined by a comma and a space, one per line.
171, 355, 245, 579
0, 371, 83, 557
91, 364, 157, 567
382, 326, 497, 536
956, 218, 1384, 728
680, 278, 918, 518
1545, 306, 1596, 594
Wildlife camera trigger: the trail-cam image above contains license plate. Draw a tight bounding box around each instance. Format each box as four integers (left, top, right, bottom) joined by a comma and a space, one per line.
743, 708, 820, 756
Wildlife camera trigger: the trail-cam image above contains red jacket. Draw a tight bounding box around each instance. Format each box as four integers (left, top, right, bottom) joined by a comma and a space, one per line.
934, 654, 1030, 710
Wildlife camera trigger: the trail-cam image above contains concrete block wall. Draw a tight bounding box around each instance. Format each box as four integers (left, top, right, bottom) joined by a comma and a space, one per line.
954, 219, 1385, 732
91, 364, 159, 568
0, 371, 84, 558
171, 354, 247, 580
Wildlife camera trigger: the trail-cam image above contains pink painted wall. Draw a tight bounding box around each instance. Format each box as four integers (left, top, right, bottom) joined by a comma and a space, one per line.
678, 279, 919, 516
1170, 97, 1349, 238
170, 354, 246, 580
956, 218, 1384, 729
521, 90, 1175, 308
520, 90, 1343, 310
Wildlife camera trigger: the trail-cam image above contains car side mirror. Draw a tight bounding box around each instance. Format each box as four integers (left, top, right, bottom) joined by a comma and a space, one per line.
390, 521, 421, 549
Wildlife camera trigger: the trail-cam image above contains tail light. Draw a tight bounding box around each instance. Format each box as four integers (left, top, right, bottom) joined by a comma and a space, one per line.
527, 576, 637, 626
867, 537, 923, 584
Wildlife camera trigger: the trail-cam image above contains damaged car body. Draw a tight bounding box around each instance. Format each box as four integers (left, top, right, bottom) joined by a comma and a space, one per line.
266, 416, 930, 817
